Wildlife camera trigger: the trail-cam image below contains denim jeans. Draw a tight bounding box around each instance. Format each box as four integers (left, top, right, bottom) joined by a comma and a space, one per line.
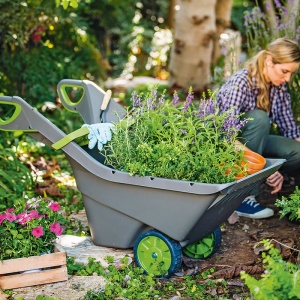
239, 109, 300, 176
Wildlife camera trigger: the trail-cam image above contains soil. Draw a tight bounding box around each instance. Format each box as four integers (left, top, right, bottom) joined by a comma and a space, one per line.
204, 181, 300, 276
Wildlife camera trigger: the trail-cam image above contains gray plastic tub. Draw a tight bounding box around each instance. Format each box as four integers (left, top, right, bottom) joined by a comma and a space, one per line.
0, 80, 285, 251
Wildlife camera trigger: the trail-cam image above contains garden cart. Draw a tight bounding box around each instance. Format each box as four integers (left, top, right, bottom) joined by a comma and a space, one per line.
0, 79, 285, 276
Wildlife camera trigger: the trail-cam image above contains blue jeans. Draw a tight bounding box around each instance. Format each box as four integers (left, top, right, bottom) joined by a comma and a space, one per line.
239, 109, 300, 176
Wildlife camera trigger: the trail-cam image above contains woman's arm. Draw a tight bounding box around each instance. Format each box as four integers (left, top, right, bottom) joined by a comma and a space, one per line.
234, 141, 284, 193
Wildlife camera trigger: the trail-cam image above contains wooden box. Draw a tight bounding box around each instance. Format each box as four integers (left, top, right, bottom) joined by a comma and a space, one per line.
0, 248, 68, 289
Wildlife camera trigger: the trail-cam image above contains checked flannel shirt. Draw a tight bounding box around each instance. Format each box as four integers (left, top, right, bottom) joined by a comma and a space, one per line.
216, 68, 300, 139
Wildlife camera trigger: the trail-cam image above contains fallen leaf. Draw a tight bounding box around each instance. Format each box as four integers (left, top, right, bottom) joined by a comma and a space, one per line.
271, 238, 295, 259
210, 264, 264, 279
227, 281, 245, 287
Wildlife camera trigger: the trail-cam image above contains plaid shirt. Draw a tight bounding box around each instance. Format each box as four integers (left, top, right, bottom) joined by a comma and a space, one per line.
217, 68, 300, 139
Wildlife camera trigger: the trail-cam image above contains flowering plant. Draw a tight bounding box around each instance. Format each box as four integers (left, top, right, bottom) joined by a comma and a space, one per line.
103, 88, 248, 184
0, 196, 66, 260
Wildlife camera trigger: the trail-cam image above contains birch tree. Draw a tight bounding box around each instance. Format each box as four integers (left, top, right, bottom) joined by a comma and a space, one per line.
168, 0, 233, 91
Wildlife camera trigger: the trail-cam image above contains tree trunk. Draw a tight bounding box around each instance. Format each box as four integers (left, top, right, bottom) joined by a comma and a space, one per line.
168, 0, 232, 92
167, 0, 178, 29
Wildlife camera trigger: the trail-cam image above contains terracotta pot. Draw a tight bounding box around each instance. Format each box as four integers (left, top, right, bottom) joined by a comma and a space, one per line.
243, 149, 266, 175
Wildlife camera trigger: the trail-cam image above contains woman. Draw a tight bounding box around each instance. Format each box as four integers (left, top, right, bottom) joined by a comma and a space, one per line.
217, 37, 300, 219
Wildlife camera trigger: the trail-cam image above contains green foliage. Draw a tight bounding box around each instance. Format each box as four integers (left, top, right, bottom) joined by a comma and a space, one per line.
241, 240, 300, 300
66, 256, 228, 299
104, 87, 248, 184
275, 186, 300, 222
0, 146, 34, 209
0, 0, 106, 105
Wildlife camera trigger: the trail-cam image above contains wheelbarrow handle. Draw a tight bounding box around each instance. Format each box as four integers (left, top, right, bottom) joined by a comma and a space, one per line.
0, 95, 77, 147
57, 79, 126, 125
57, 79, 106, 124
0, 96, 38, 132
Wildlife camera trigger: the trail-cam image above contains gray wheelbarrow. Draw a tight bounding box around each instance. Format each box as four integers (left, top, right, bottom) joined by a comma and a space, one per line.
0, 79, 285, 276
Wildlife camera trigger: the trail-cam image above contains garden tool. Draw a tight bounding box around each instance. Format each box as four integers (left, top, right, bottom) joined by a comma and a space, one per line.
100, 89, 112, 122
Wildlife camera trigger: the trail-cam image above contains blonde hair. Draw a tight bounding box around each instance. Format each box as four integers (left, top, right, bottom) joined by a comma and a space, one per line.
245, 38, 300, 112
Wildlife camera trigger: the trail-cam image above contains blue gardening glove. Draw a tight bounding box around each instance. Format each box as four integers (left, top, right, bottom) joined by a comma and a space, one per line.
83, 123, 115, 150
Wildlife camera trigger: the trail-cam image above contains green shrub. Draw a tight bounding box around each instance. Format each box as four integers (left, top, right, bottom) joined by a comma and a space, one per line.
0, 147, 34, 209
275, 186, 300, 222
241, 241, 300, 300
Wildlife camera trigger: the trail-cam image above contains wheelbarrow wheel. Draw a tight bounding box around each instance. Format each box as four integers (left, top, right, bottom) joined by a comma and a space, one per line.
182, 227, 222, 259
134, 230, 182, 277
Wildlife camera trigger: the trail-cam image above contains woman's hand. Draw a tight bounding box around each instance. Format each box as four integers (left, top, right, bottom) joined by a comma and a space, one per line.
266, 171, 284, 194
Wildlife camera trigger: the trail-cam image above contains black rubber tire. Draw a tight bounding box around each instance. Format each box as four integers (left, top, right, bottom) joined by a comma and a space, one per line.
133, 230, 182, 277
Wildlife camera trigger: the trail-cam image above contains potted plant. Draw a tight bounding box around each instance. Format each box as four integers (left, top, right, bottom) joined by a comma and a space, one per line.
0, 196, 66, 260
0, 196, 68, 289
103, 87, 251, 184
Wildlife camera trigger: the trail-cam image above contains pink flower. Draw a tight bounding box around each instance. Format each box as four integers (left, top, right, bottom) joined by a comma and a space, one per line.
0, 213, 6, 225
16, 212, 31, 225
50, 222, 63, 236
29, 210, 39, 219
49, 202, 61, 212
5, 213, 16, 222
31, 225, 44, 238
6, 208, 15, 213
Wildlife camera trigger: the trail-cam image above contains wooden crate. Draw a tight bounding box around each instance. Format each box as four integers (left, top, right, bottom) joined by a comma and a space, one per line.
0, 248, 68, 289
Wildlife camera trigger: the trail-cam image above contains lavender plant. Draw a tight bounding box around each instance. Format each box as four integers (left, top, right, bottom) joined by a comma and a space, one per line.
103, 88, 247, 184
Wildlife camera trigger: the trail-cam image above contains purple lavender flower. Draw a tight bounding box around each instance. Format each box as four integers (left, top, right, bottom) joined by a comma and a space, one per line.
180, 129, 188, 135
146, 97, 152, 109
274, 0, 282, 8
172, 91, 179, 105
145, 88, 159, 110
196, 99, 217, 118
159, 94, 165, 105
184, 87, 194, 111
152, 88, 158, 100
222, 112, 248, 141
265, 2, 271, 10
131, 91, 142, 108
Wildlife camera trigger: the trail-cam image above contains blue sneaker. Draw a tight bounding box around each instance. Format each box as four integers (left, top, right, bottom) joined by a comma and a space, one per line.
236, 195, 274, 219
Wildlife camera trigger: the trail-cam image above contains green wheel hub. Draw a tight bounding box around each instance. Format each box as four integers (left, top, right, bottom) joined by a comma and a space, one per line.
136, 235, 172, 274
183, 227, 222, 259
134, 230, 182, 277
